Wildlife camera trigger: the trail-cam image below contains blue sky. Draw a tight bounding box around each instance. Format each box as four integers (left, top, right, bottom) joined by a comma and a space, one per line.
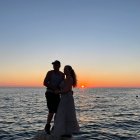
0, 0, 140, 87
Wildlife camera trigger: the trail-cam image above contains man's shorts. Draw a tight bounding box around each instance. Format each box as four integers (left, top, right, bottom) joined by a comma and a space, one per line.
45, 91, 60, 113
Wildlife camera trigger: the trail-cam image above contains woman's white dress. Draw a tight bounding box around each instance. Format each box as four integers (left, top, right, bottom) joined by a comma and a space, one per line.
52, 83, 79, 137
47, 79, 79, 139
46, 81, 79, 140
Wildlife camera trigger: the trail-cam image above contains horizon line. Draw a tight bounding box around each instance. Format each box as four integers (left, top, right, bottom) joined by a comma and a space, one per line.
0, 86, 140, 89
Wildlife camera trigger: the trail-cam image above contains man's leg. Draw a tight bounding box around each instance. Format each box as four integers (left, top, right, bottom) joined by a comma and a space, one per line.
45, 92, 54, 134
45, 113, 54, 134
47, 112, 54, 124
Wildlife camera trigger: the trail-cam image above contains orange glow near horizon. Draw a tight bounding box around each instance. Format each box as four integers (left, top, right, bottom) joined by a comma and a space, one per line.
0, 72, 44, 87
81, 85, 85, 88
1, 80, 140, 88
76, 72, 140, 88
0, 71, 140, 88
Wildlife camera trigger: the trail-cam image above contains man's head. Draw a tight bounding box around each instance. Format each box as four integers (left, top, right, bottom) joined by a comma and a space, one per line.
52, 60, 61, 71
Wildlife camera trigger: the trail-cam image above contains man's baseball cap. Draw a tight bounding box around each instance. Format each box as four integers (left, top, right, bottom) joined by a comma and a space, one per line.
52, 60, 61, 65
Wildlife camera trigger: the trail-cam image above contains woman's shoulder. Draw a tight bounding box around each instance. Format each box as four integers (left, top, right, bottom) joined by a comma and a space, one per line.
67, 76, 73, 83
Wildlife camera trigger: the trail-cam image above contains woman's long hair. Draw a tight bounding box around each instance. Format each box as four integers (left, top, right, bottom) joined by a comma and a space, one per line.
65, 65, 77, 87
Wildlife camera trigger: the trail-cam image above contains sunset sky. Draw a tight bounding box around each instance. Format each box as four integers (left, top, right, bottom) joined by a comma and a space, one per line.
0, 0, 140, 88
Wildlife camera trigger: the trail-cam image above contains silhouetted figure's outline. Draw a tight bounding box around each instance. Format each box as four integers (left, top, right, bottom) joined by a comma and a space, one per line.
52, 65, 79, 138
43, 60, 64, 134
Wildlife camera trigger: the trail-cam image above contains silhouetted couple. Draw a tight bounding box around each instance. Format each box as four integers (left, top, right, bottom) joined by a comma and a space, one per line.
43, 60, 79, 139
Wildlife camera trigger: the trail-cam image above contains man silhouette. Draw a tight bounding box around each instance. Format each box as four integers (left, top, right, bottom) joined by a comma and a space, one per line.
43, 60, 64, 134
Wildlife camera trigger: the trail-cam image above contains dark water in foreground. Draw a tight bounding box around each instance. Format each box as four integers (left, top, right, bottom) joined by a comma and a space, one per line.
0, 87, 140, 140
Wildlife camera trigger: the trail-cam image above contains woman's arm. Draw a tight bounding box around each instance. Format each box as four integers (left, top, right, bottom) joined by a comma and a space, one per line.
56, 77, 73, 94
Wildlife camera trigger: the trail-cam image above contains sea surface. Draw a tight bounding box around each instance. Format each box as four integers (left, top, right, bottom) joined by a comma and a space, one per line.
0, 87, 140, 140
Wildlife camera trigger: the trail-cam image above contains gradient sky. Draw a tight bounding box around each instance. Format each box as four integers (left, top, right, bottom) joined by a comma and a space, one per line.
0, 0, 140, 87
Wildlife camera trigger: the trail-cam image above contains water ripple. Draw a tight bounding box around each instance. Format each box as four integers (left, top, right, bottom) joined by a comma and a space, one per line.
0, 87, 140, 139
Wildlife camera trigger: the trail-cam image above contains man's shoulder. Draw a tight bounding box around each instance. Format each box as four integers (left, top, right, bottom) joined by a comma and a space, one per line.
47, 70, 54, 75
59, 71, 64, 74
59, 71, 64, 76
47, 70, 64, 76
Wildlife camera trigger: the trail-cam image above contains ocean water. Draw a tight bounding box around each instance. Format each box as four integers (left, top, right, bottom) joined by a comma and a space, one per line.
0, 87, 140, 140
